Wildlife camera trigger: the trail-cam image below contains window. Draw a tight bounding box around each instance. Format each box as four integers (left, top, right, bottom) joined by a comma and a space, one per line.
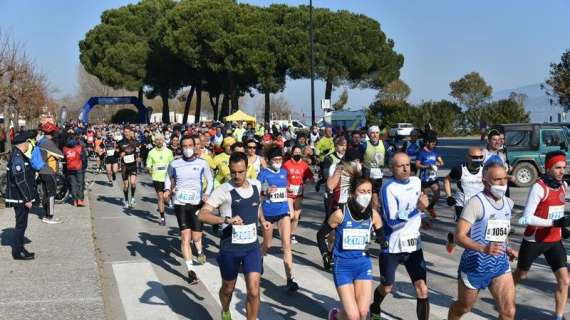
542, 130, 564, 147
505, 130, 530, 148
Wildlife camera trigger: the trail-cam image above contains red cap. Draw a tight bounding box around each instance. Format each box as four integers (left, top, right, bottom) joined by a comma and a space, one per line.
41, 122, 59, 134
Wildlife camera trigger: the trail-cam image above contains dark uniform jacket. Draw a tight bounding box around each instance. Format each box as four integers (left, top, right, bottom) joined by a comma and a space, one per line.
5, 147, 37, 206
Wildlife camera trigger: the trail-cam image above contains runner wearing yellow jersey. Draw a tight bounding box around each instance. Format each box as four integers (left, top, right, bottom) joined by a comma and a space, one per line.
146, 134, 174, 226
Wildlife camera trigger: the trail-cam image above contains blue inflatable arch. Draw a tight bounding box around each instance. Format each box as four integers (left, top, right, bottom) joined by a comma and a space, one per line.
78, 96, 149, 124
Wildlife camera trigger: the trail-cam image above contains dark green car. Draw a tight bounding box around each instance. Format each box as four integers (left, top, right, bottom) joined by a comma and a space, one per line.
500, 123, 570, 187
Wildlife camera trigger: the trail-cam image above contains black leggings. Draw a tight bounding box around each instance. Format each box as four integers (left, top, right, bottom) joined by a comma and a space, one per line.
39, 173, 56, 217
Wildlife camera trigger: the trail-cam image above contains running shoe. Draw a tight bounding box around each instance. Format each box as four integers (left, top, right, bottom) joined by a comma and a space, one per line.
327, 308, 339, 320
286, 278, 299, 292
427, 207, 437, 219
291, 235, 298, 244
370, 312, 383, 320
187, 270, 199, 285
221, 310, 232, 320
123, 199, 129, 209
129, 198, 136, 208
159, 217, 166, 226
195, 253, 206, 265
42, 217, 62, 224
446, 232, 456, 254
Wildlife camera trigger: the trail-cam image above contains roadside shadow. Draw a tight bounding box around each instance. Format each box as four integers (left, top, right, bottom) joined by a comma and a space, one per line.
141, 196, 158, 204
126, 232, 185, 280
139, 280, 213, 320
127, 209, 159, 223
0, 228, 31, 246
479, 296, 552, 320
259, 277, 324, 319
97, 195, 124, 207
140, 181, 154, 188
94, 180, 112, 187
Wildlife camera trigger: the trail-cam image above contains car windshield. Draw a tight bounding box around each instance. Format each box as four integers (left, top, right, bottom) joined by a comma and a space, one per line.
564, 127, 570, 141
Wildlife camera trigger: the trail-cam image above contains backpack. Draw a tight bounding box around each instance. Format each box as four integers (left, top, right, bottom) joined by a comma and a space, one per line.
30, 138, 46, 171
64, 145, 82, 171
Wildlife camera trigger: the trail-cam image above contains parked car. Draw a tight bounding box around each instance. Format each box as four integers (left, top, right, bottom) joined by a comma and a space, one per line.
499, 123, 570, 187
389, 123, 415, 139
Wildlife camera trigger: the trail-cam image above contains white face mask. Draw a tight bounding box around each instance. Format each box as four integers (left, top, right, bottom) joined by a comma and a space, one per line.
356, 194, 372, 209
272, 162, 282, 171
490, 184, 507, 198
183, 148, 194, 158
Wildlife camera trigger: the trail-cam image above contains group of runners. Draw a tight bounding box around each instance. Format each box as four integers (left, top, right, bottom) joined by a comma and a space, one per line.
60, 122, 570, 320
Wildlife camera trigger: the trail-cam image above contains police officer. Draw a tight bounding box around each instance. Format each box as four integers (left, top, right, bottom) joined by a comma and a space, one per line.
5, 131, 38, 260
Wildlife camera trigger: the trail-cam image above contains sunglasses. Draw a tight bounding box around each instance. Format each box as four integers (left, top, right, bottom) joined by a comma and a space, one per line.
247, 146, 256, 149
470, 155, 484, 160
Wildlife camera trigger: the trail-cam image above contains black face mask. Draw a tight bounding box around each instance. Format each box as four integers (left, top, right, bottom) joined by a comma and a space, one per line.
542, 174, 562, 189
293, 154, 302, 161
468, 160, 483, 171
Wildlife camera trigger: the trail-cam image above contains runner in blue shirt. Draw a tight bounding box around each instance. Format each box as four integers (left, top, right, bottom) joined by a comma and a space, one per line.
415, 133, 443, 218
257, 147, 299, 292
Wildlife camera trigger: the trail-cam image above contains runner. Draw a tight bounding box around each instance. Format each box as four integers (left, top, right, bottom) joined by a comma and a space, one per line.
118, 126, 139, 208
164, 135, 213, 284
415, 132, 443, 218
483, 129, 507, 166
514, 151, 570, 320
198, 152, 265, 320
94, 132, 104, 173
447, 162, 518, 320
362, 125, 389, 210
258, 147, 299, 292
146, 133, 174, 226
103, 132, 120, 186
444, 147, 484, 253
246, 139, 266, 178
402, 130, 421, 174
369, 152, 430, 320
283, 145, 314, 244
317, 176, 384, 320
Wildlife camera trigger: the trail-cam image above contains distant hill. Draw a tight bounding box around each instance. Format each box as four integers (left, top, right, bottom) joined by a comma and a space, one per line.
494, 84, 564, 122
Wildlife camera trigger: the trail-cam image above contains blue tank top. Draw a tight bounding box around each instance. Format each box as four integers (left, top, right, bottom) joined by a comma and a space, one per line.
257, 167, 289, 216
333, 205, 372, 259
459, 193, 511, 273
417, 148, 439, 182
220, 185, 260, 252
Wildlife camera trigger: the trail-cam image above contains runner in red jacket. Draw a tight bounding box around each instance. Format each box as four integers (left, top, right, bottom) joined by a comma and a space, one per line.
283, 145, 314, 244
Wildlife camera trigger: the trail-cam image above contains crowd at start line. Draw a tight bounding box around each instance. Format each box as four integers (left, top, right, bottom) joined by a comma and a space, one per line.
4, 115, 570, 320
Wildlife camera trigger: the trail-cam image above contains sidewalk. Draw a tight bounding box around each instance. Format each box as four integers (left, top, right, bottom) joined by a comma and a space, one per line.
0, 198, 105, 319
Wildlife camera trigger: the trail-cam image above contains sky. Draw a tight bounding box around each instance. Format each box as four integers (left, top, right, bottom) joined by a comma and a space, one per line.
1, 0, 569, 121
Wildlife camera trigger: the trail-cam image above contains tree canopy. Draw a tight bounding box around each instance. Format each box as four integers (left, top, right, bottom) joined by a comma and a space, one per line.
79, 0, 404, 124
547, 49, 570, 110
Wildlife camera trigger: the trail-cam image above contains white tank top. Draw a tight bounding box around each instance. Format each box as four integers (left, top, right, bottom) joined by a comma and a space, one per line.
455, 165, 484, 207
252, 156, 262, 175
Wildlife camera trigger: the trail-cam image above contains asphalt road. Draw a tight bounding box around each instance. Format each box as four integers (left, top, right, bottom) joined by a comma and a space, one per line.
84, 137, 569, 320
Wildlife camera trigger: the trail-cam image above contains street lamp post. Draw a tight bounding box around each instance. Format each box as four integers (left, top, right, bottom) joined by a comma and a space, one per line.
309, 0, 315, 125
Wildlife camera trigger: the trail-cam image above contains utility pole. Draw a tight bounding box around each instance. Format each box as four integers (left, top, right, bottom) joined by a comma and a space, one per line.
309, 0, 315, 125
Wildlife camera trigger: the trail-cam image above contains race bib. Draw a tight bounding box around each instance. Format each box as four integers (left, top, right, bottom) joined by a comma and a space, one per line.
176, 189, 201, 205
400, 232, 421, 252
342, 228, 369, 250
370, 168, 383, 179
548, 205, 565, 220
485, 219, 510, 242
231, 223, 257, 244
147, 144, 153, 149
124, 154, 135, 164
155, 165, 167, 173
427, 165, 437, 179
269, 187, 287, 202
289, 184, 303, 196
106, 149, 115, 156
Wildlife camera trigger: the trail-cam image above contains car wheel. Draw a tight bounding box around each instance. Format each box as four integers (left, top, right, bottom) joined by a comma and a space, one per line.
513, 162, 538, 188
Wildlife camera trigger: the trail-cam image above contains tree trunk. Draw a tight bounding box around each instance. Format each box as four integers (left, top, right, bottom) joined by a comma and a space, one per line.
210, 94, 219, 121
161, 89, 170, 124
14, 107, 19, 132
4, 104, 11, 152
325, 80, 333, 101
264, 92, 271, 128
194, 82, 202, 123
138, 87, 143, 102
220, 94, 230, 121
228, 74, 238, 113
182, 85, 195, 125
